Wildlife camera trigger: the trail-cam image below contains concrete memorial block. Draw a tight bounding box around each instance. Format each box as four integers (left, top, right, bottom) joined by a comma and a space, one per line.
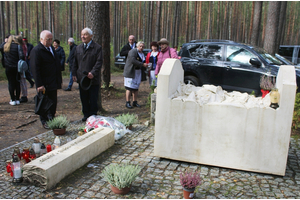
23, 127, 115, 190
154, 58, 296, 176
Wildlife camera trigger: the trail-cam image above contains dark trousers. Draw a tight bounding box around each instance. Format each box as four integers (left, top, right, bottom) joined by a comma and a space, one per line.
39, 90, 57, 124
25, 70, 34, 86
79, 84, 99, 118
5, 67, 20, 101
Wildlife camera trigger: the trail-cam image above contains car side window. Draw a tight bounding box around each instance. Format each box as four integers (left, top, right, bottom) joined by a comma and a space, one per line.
279, 47, 293, 57
189, 44, 223, 60
226, 46, 255, 65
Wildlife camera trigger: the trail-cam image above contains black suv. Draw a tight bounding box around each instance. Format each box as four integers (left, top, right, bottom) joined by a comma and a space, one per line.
179, 40, 300, 95
279, 45, 300, 65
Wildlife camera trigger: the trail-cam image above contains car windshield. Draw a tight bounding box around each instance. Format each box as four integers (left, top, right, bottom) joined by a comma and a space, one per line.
275, 53, 294, 65
251, 47, 283, 65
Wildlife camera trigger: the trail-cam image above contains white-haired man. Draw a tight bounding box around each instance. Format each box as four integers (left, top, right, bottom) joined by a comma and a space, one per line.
120, 35, 137, 60
64, 37, 77, 91
72, 28, 103, 122
30, 30, 62, 129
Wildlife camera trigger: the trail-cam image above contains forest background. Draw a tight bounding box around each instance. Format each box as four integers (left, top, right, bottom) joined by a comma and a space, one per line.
0, 1, 299, 83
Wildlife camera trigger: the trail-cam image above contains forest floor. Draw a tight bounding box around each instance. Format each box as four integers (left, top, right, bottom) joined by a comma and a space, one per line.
0, 74, 151, 150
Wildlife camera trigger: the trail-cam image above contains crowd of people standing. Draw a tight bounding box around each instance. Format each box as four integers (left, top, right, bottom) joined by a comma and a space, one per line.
121, 35, 179, 109
0, 29, 179, 128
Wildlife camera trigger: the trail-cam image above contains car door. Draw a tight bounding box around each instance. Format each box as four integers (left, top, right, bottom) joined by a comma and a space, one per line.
222, 45, 267, 95
183, 44, 224, 86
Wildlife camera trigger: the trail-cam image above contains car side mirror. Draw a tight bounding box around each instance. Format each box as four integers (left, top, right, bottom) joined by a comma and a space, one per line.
250, 58, 261, 67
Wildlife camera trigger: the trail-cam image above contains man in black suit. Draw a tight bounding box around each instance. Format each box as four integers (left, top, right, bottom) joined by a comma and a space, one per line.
72, 28, 103, 122
64, 37, 77, 91
23, 37, 35, 89
120, 35, 137, 60
30, 30, 62, 129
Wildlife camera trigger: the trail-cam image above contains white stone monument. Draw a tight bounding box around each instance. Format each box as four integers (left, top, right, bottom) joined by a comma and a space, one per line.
154, 59, 296, 176
23, 127, 115, 189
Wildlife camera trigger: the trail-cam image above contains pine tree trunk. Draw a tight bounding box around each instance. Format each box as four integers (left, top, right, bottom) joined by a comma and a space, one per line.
126, 2, 129, 36
41, 2, 44, 30
14, 2, 18, 35
82, 1, 85, 29
260, 3, 268, 47
86, 1, 104, 112
101, 2, 111, 89
250, 1, 262, 46
21, 2, 24, 31
193, 2, 197, 40
25, 2, 28, 37
51, 2, 55, 37
172, 2, 178, 45
68, 2, 73, 37
76, 2, 79, 40
36, 2, 39, 42
185, 2, 189, 42
207, 1, 212, 39
278, 2, 287, 46
114, 1, 117, 56
166, 2, 171, 41
155, 1, 161, 41
0, 2, 5, 40
149, 2, 153, 42
263, 1, 281, 55
48, 1, 52, 31
143, 2, 146, 41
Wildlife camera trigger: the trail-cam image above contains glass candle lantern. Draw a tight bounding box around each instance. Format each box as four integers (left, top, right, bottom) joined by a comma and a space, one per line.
40, 143, 47, 156
270, 88, 280, 109
53, 136, 61, 150
12, 154, 23, 183
46, 144, 52, 152
12, 147, 21, 160
29, 148, 36, 161
6, 160, 12, 173
21, 148, 30, 163
32, 138, 41, 157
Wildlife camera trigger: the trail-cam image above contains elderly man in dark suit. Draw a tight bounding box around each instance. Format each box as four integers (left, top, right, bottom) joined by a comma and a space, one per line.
30, 30, 62, 129
120, 35, 137, 60
72, 28, 103, 122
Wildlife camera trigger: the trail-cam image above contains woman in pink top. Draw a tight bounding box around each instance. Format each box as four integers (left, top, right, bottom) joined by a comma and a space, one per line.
155, 38, 179, 75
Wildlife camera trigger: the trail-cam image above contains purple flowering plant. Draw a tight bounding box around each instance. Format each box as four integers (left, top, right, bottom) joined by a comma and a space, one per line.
180, 170, 202, 189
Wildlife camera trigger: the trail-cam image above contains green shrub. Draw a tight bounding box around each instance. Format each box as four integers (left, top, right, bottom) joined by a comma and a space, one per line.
46, 115, 70, 129
292, 93, 300, 130
102, 163, 142, 189
115, 113, 138, 127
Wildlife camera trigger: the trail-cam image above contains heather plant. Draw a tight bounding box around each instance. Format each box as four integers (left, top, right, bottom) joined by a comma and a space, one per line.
180, 170, 202, 189
102, 163, 142, 189
46, 115, 70, 129
260, 75, 276, 90
115, 113, 138, 127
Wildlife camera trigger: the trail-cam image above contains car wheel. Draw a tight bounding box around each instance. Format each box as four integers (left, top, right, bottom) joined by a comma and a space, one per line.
184, 76, 201, 86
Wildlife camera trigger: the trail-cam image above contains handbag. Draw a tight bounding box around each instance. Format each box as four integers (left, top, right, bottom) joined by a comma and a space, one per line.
34, 92, 54, 116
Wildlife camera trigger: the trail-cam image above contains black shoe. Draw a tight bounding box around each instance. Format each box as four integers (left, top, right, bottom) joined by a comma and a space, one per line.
64, 88, 71, 91
82, 117, 88, 122
20, 96, 28, 103
132, 101, 141, 107
30, 82, 35, 88
43, 123, 50, 129
126, 102, 133, 109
